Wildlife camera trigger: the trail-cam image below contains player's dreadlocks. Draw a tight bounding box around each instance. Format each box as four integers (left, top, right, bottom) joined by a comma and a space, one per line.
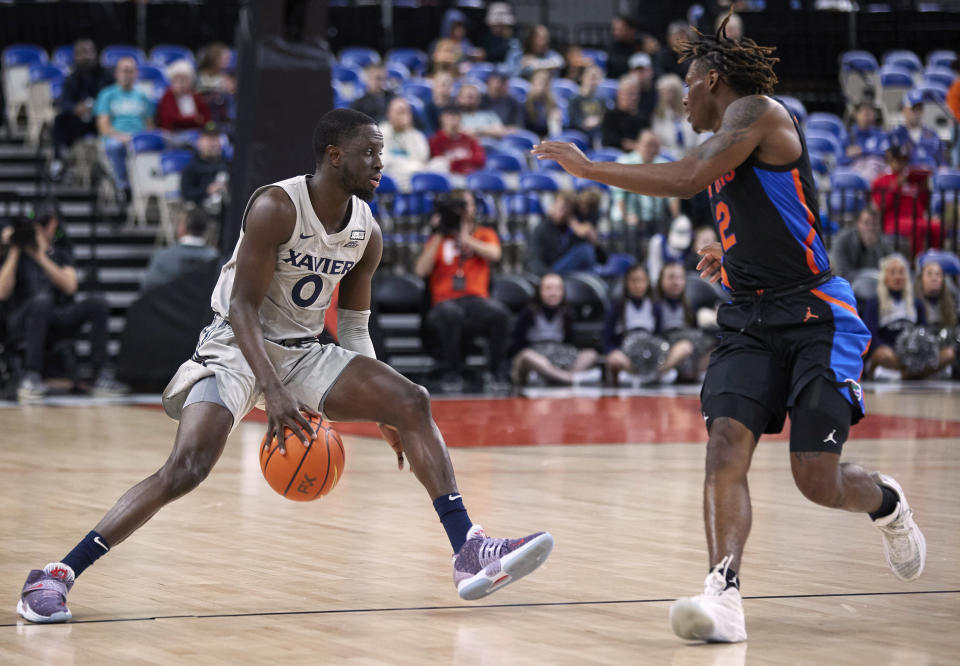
676, 11, 779, 96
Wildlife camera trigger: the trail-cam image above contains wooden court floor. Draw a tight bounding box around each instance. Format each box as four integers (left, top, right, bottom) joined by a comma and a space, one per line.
1, 385, 958, 665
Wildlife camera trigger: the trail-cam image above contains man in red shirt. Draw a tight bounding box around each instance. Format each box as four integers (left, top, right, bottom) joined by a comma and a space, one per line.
871, 139, 940, 255
414, 190, 509, 391
428, 106, 486, 175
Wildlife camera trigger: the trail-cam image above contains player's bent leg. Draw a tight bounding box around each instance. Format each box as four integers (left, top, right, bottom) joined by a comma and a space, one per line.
322, 355, 553, 600
18, 400, 233, 623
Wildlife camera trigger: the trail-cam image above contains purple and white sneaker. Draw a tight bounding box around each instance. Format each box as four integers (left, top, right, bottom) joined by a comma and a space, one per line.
17, 562, 75, 623
453, 525, 554, 600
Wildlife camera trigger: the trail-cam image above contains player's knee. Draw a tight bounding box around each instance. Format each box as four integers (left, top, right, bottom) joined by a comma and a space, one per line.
397, 381, 432, 424
705, 420, 752, 476
159, 450, 216, 497
792, 460, 843, 507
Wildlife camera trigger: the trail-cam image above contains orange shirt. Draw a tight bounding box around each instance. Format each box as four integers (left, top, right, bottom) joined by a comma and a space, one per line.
947, 78, 960, 122
428, 227, 499, 304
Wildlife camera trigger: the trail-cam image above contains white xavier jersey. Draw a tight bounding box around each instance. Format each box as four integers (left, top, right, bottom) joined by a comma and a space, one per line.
210, 175, 375, 341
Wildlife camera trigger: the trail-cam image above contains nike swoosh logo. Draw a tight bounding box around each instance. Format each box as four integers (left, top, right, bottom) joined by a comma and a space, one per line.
299, 233, 315, 239
448, 494, 461, 501
27, 583, 44, 590
94, 536, 109, 552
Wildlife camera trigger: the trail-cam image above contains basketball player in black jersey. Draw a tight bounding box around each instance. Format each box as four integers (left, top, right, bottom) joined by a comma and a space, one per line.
533, 14, 925, 643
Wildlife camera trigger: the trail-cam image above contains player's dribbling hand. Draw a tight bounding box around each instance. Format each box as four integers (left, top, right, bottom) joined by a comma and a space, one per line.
378, 423, 406, 470
696, 242, 723, 284
530, 141, 592, 178
263, 385, 320, 454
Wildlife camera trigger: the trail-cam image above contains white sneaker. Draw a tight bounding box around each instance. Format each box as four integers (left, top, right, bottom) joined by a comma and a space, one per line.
871, 473, 926, 582
670, 556, 747, 643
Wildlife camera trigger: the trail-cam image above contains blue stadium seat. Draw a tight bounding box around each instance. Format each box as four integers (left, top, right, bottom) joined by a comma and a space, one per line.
394, 193, 424, 217
402, 94, 427, 127
28, 64, 64, 84
401, 80, 432, 106
474, 193, 497, 218
586, 148, 623, 162
574, 177, 607, 191
455, 77, 486, 96
137, 64, 168, 100
386, 62, 410, 86
883, 50, 922, 74
879, 67, 913, 88
923, 69, 955, 89
339, 47, 380, 69
508, 192, 544, 215
465, 62, 495, 81
551, 78, 580, 102
376, 173, 398, 195
927, 50, 956, 71
809, 152, 829, 175
485, 152, 525, 174
508, 77, 530, 102
519, 172, 560, 192
579, 49, 608, 71
776, 96, 807, 124
51, 45, 73, 70
806, 113, 846, 142
466, 171, 507, 192
411, 172, 452, 193
915, 83, 947, 104
550, 129, 590, 151
160, 149, 194, 175
596, 80, 619, 105
917, 248, 960, 276
131, 131, 166, 154
150, 45, 194, 67
932, 169, 960, 216
501, 129, 539, 152
2, 44, 47, 67
828, 169, 870, 218
386, 48, 428, 75
805, 131, 844, 160
101, 45, 146, 68
841, 50, 878, 72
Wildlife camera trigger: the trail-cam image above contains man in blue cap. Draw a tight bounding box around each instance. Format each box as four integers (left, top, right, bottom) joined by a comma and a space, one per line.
889, 89, 945, 167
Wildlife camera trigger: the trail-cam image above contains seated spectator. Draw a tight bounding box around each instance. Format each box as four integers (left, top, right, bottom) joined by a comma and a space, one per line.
861, 253, 951, 379
890, 89, 945, 167
658, 21, 693, 79
562, 45, 592, 84
830, 205, 893, 280
526, 191, 598, 276
380, 97, 430, 191
684, 225, 718, 273
196, 42, 235, 129
413, 192, 510, 392
611, 129, 680, 237
518, 25, 564, 79
607, 15, 642, 80
845, 101, 888, 182
424, 71, 455, 134
627, 52, 658, 120
523, 69, 563, 138
656, 261, 713, 381
647, 214, 693, 288
603, 265, 692, 386
481, 2, 522, 69
510, 273, 600, 387
917, 257, 958, 335
567, 65, 608, 144
457, 82, 506, 138
142, 206, 220, 292
0, 206, 127, 401
601, 76, 649, 151
428, 37, 464, 78
156, 60, 211, 132
718, 11, 744, 41
871, 139, 940, 252
483, 71, 523, 129
428, 106, 485, 175
51, 39, 113, 171
180, 124, 230, 215
436, 9, 483, 61
94, 57, 155, 195
351, 64, 395, 124
651, 74, 698, 158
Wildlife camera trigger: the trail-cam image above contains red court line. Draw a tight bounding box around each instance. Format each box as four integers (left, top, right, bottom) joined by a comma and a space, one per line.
233, 396, 960, 448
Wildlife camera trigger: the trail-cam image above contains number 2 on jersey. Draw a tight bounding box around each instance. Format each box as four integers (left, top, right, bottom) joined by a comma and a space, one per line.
715, 202, 737, 251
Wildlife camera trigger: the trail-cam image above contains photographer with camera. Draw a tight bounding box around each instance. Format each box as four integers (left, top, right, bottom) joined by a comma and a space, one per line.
0, 205, 128, 401
414, 190, 510, 393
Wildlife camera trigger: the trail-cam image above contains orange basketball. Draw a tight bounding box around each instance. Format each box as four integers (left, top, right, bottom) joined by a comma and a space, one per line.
259, 415, 345, 501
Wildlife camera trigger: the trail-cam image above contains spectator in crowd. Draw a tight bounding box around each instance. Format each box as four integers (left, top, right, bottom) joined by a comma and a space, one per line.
483, 71, 523, 128
523, 69, 563, 138
510, 273, 600, 387
428, 37, 464, 77
871, 139, 940, 252
627, 52, 658, 120
562, 46, 592, 85
861, 253, 950, 378
916, 257, 958, 334
684, 225, 718, 273
156, 60, 211, 132
656, 261, 711, 381
428, 106, 485, 175
948, 59, 960, 167
601, 76, 649, 151
518, 25, 564, 79
179, 124, 229, 214
611, 130, 680, 237
658, 21, 693, 79
567, 65, 608, 144
527, 191, 598, 276
195, 42, 235, 129
379, 97, 430, 191
651, 73, 698, 158
845, 101, 888, 182
890, 89, 945, 167
0, 206, 127, 401
413, 192, 510, 392
647, 214, 693, 288
142, 206, 220, 293
457, 82, 507, 138
351, 63, 395, 124
481, 2, 522, 68
607, 15, 642, 79
424, 71, 455, 134
94, 57, 154, 195
51, 39, 113, 172
718, 11, 744, 41
437, 9, 483, 61
603, 264, 692, 386
830, 205, 893, 280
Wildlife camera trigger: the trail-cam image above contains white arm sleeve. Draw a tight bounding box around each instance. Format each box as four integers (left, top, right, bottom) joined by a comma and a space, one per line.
337, 308, 376, 359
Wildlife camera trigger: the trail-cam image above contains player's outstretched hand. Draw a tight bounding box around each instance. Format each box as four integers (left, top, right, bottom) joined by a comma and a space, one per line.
696, 242, 723, 284
262, 385, 320, 454
378, 423, 406, 470
530, 141, 592, 178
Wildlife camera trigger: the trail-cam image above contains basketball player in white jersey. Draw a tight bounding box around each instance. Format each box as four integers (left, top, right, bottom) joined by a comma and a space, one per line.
18, 109, 554, 624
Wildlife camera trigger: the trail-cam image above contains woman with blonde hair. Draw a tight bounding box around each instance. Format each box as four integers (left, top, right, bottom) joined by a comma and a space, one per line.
650, 73, 699, 157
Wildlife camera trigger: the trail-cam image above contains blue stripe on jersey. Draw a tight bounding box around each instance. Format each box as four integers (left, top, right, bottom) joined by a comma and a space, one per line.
752, 167, 830, 273
817, 277, 871, 413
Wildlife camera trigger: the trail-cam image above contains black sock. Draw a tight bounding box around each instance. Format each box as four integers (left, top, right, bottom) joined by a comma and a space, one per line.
868, 485, 900, 521
433, 493, 473, 553
61, 530, 111, 577
721, 566, 740, 590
